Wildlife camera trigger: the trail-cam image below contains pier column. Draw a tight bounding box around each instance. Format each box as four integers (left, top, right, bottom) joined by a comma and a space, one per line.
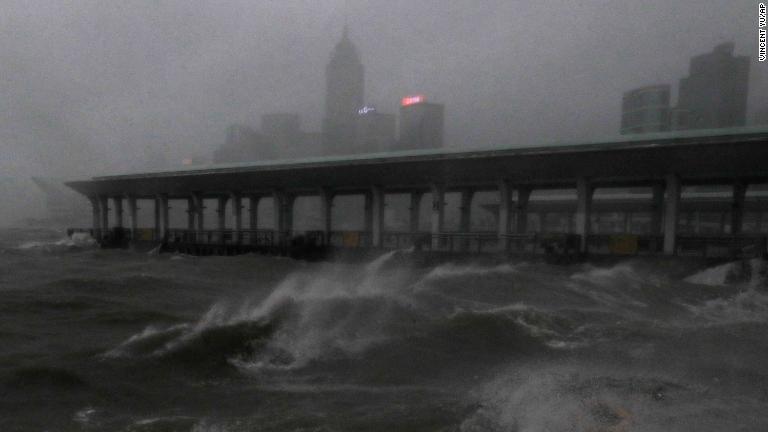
89, 197, 101, 239
113, 197, 124, 228
459, 188, 474, 233
230, 193, 242, 243
458, 188, 474, 252
216, 196, 228, 232
320, 188, 334, 245
155, 195, 169, 241
663, 174, 681, 255
249, 195, 260, 230
273, 191, 294, 234
431, 183, 445, 250
99, 196, 109, 238
515, 187, 531, 234
650, 184, 664, 235
409, 192, 423, 234
575, 178, 594, 254
186, 197, 195, 230
191, 193, 204, 234
370, 185, 385, 248
498, 180, 512, 251
731, 182, 747, 235
126, 195, 138, 237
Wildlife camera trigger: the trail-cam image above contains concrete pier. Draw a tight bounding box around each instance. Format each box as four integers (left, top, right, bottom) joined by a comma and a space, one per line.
67, 128, 768, 259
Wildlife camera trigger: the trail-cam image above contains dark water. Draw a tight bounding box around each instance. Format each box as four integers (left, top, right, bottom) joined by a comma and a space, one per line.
1, 228, 768, 431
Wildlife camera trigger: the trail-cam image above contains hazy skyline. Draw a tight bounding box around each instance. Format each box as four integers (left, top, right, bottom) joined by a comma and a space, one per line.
0, 0, 763, 183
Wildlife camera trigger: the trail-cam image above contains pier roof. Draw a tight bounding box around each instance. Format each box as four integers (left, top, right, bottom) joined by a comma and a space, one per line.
67, 126, 768, 198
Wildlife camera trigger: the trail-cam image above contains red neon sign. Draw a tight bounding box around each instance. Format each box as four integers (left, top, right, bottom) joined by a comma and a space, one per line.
401, 95, 426, 106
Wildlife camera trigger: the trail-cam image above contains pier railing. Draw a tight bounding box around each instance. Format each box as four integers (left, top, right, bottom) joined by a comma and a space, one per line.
68, 227, 768, 259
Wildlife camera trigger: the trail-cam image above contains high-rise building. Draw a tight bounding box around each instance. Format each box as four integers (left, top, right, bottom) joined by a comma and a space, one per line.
620, 85, 671, 134
355, 106, 396, 153
322, 27, 365, 156
397, 95, 444, 151
676, 43, 750, 130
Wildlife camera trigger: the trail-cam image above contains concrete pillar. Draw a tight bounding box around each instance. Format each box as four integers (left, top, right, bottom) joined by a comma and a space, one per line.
515, 187, 531, 234
191, 193, 204, 234
113, 197, 124, 228
273, 191, 294, 234
575, 178, 593, 254
731, 182, 747, 235
216, 197, 227, 232
431, 183, 445, 250
409, 192, 423, 233
320, 188, 334, 243
99, 196, 109, 235
89, 197, 101, 238
249, 195, 260, 229
458, 189, 474, 233
650, 184, 664, 235
498, 180, 512, 238
155, 195, 169, 241
231, 193, 242, 243
126, 195, 138, 235
186, 197, 195, 230
663, 174, 681, 255
370, 186, 385, 248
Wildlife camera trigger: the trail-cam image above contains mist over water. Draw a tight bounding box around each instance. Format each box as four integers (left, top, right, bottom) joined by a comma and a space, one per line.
1, 228, 767, 431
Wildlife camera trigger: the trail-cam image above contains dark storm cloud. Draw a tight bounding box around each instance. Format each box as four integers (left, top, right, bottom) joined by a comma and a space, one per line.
0, 0, 761, 182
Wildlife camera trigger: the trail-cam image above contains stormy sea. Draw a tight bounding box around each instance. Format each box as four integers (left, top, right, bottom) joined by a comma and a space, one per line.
1, 227, 767, 431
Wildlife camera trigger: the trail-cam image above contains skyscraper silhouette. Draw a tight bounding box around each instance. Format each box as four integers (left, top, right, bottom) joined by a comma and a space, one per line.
322, 26, 365, 155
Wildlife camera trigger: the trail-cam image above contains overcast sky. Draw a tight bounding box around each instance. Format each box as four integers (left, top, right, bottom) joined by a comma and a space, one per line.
0, 0, 763, 182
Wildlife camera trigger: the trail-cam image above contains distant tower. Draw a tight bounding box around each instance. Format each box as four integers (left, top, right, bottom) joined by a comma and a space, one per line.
397, 95, 444, 151
676, 42, 750, 130
322, 26, 365, 156
620, 84, 671, 134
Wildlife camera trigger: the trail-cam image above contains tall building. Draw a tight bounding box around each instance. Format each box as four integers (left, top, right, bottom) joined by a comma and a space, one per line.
355, 106, 396, 153
322, 27, 365, 156
620, 85, 671, 134
397, 95, 444, 151
676, 43, 750, 130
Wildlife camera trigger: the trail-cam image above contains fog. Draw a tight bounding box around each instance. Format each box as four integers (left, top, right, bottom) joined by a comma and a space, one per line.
0, 0, 763, 224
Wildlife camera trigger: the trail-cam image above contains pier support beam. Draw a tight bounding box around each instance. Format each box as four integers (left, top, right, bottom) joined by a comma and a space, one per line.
216, 196, 228, 232
663, 175, 681, 255
126, 195, 138, 237
650, 184, 664, 235
186, 197, 195, 230
731, 182, 747, 235
99, 196, 109, 239
370, 186, 385, 248
575, 178, 593, 254
320, 188, 334, 245
431, 183, 445, 250
459, 189, 474, 233
113, 197, 124, 228
409, 192, 423, 234
458, 188, 474, 251
249, 195, 260, 230
230, 193, 242, 243
191, 193, 204, 235
364, 192, 373, 238
155, 195, 169, 241
515, 187, 531, 234
498, 180, 512, 251
273, 191, 294, 235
